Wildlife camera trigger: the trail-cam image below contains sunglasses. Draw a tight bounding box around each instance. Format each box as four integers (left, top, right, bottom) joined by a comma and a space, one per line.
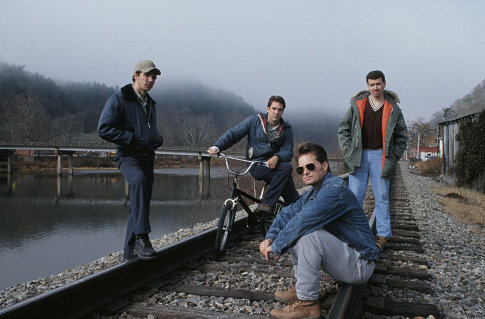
296, 163, 316, 175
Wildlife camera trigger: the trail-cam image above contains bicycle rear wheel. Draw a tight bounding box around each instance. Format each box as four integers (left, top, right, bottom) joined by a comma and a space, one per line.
215, 201, 236, 256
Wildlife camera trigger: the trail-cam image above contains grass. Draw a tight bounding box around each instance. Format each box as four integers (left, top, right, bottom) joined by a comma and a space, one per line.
433, 185, 485, 235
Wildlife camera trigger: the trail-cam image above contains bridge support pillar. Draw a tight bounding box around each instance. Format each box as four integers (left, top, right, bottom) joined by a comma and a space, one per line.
7, 152, 13, 176
56, 150, 75, 176
57, 154, 62, 176
198, 154, 210, 199
68, 154, 73, 176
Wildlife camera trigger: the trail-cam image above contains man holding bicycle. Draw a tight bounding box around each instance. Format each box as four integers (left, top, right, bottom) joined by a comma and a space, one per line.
207, 95, 299, 216
259, 143, 378, 319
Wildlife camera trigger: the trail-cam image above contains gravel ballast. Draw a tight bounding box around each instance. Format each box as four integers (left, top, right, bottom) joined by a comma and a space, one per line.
1, 162, 483, 318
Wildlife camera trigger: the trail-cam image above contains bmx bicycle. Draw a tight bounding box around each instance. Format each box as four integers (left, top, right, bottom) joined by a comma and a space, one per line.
214, 153, 284, 256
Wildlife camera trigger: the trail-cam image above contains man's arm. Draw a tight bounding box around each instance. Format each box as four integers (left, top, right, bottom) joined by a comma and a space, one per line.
211, 116, 253, 153
273, 126, 294, 162
264, 195, 304, 242
271, 182, 348, 256
98, 95, 146, 149
392, 112, 408, 158
337, 107, 354, 156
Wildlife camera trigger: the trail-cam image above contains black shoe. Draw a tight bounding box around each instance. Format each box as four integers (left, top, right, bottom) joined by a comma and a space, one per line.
123, 250, 138, 262
134, 235, 158, 260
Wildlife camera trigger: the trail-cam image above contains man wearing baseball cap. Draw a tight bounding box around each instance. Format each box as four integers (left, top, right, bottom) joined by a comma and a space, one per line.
98, 60, 163, 261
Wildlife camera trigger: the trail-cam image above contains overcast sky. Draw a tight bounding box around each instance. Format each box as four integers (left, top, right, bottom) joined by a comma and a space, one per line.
1, 0, 484, 122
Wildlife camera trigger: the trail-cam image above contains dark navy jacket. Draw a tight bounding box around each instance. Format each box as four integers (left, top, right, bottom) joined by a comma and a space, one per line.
98, 84, 163, 158
213, 113, 293, 162
265, 173, 379, 260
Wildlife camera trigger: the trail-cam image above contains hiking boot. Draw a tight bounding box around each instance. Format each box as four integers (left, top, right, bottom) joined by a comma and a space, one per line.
134, 234, 158, 260
256, 203, 273, 214
376, 236, 387, 250
123, 250, 138, 262
275, 286, 298, 303
270, 299, 321, 319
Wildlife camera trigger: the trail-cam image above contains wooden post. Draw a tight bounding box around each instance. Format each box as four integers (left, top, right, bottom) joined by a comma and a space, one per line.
57, 154, 62, 176
198, 154, 211, 199
56, 174, 61, 200
198, 154, 204, 199
7, 152, 13, 176
203, 156, 210, 199
68, 153, 73, 176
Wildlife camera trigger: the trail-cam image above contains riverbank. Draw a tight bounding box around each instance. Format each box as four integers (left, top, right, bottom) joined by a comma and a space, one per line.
0, 155, 201, 174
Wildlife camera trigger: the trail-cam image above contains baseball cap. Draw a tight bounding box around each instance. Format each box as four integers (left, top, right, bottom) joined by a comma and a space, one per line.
134, 60, 161, 75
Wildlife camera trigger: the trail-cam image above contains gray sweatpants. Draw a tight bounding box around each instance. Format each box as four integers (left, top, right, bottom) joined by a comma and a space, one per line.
288, 229, 375, 300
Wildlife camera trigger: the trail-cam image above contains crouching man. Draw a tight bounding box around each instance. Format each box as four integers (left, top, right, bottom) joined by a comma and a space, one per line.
259, 142, 379, 319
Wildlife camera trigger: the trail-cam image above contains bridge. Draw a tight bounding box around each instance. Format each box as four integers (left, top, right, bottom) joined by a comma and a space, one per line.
0, 144, 215, 199
0, 144, 343, 200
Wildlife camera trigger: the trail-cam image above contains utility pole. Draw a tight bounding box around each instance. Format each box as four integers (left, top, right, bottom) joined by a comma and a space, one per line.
416, 133, 420, 160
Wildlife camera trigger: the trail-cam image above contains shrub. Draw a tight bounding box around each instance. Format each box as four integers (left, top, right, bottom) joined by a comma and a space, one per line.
416, 158, 442, 176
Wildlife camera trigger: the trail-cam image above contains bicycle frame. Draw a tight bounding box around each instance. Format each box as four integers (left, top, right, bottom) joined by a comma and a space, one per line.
214, 153, 284, 255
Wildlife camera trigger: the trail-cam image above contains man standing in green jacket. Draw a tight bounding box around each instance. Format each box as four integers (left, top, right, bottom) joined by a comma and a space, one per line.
337, 70, 408, 250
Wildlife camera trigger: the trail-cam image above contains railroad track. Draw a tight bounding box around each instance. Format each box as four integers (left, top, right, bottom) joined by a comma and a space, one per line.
0, 165, 443, 318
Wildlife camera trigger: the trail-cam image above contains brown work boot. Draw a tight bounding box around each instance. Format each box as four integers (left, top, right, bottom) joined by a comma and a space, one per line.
376, 236, 387, 250
275, 285, 298, 303
270, 299, 321, 319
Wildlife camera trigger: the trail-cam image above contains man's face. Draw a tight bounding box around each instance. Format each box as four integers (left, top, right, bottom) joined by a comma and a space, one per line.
266, 101, 285, 126
133, 71, 158, 93
367, 78, 386, 100
297, 153, 328, 187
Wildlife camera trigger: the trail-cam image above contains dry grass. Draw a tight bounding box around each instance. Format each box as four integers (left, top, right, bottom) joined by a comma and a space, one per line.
433, 185, 485, 235
415, 158, 441, 176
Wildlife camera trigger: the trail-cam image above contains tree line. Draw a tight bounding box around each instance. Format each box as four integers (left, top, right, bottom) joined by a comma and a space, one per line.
0, 61, 344, 155
407, 79, 485, 154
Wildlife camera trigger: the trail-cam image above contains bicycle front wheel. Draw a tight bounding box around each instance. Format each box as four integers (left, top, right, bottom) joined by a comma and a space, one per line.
215, 201, 236, 256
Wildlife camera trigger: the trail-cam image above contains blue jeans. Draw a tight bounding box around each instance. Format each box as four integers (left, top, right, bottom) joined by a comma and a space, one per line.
117, 155, 155, 256
349, 149, 392, 238
250, 161, 299, 207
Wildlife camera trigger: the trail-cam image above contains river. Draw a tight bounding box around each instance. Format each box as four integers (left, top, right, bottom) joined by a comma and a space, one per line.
0, 161, 341, 291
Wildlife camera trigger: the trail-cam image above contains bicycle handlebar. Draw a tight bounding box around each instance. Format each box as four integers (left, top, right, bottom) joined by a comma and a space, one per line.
216, 153, 267, 176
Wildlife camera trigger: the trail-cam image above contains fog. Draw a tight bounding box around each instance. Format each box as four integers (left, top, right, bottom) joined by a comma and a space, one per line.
1, 0, 484, 122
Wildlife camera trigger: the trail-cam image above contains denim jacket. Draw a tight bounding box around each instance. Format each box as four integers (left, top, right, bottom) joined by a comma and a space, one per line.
213, 113, 293, 162
265, 173, 379, 260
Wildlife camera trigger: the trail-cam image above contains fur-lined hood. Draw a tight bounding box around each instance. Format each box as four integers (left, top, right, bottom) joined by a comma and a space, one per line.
351, 89, 400, 103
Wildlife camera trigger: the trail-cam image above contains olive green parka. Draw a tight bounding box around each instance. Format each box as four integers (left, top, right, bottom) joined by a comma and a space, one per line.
337, 90, 408, 180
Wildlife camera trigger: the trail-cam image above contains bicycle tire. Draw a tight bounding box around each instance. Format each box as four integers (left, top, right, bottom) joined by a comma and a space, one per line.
215, 201, 236, 256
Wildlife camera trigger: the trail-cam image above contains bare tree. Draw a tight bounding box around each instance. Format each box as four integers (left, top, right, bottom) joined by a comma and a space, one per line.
175, 112, 217, 148
5, 94, 50, 143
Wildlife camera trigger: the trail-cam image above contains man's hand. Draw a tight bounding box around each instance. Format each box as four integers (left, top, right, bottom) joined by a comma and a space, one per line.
259, 239, 278, 261
207, 146, 219, 155
266, 155, 279, 169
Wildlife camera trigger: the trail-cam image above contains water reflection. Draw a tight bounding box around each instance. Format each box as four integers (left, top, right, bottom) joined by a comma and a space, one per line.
0, 167, 236, 291
0, 161, 341, 291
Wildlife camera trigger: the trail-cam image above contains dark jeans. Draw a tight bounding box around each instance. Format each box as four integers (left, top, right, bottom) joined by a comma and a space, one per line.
117, 155, 155, 256
250, 161, 299, 207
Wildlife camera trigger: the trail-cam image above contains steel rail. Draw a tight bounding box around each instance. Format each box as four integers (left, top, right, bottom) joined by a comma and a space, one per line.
0, 218, 249, 319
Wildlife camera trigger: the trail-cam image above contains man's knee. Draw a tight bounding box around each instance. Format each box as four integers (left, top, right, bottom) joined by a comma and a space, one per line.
277, 161, 293, 174
130, 171, 148, 187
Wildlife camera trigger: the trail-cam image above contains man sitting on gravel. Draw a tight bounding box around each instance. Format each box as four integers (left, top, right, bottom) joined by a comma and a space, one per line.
259, 142, 379, 319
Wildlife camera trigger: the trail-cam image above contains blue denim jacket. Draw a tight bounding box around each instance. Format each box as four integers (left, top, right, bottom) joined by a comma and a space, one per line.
265, 173, 379, 260
213, 113, 293, 162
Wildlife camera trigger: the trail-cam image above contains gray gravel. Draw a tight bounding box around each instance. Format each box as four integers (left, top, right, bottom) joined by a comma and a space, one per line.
399, 162, 484, 319
1, 162, 484, 319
